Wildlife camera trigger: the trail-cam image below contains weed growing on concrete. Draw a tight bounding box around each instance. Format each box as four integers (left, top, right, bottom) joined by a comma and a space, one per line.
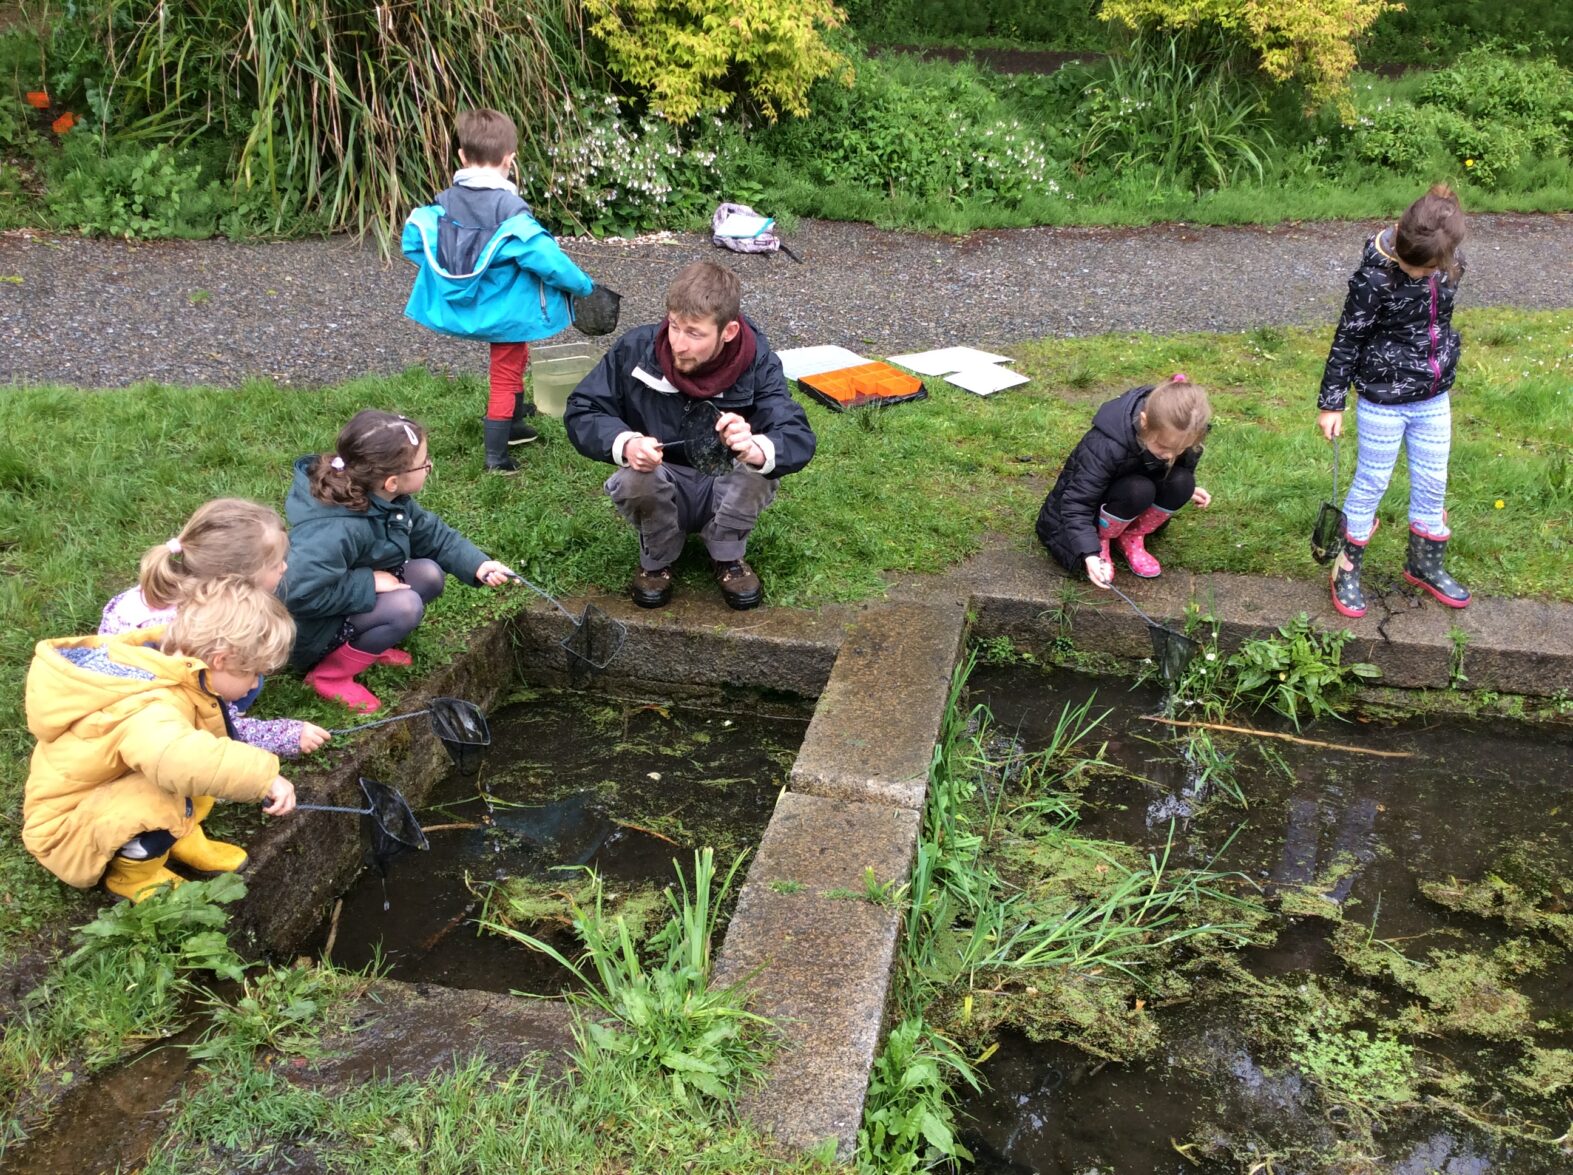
768, 879, 806, 895
858, 1015, 979, 1174
1448, 624, 1471, 689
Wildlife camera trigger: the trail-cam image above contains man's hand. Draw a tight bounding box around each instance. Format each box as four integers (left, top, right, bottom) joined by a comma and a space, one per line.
717, 412, 765, 467
262, 776, 297, 816
625, 435, 665, 473
1318, 410, 1343, 441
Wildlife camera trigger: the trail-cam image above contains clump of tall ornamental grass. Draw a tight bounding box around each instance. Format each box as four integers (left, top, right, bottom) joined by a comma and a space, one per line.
60, 0, 585, 243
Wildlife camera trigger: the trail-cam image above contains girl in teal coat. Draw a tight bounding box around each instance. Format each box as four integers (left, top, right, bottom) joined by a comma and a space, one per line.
281, 410, 512, 712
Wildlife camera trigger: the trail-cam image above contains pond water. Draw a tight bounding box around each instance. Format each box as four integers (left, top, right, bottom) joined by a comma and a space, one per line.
303, 687, 807, 994
958, 664, 1573, 1174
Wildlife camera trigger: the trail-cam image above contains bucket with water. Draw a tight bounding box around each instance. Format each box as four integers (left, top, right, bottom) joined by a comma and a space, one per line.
531, 342, 599, 418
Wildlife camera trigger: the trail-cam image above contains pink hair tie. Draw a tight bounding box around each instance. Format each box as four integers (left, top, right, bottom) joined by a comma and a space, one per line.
1171, 372, 1190, 383
166, 538, 182, 556
330, 456, 346, 470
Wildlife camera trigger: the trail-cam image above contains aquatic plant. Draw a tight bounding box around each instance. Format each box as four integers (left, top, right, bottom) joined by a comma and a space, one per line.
857, 1016, 978, 1174
482, 848, 771, 1106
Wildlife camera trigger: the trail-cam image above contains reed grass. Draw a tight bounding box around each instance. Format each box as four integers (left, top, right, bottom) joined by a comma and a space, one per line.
68, 0, 586, 244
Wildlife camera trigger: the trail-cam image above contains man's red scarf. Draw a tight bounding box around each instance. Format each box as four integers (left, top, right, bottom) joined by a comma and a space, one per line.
654, 316, 756, 399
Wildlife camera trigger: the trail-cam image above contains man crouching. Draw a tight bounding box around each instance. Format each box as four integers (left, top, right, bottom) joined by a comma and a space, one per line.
565, 260, 816, 610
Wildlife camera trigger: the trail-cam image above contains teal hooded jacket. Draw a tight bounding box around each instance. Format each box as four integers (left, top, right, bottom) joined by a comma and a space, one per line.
402, 205, 593, 344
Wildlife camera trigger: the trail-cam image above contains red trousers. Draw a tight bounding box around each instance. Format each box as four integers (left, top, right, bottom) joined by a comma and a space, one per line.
487, 342, 531, 419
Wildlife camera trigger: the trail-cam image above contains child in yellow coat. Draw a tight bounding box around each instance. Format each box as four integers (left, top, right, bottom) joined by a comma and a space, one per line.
24, 578, 299, 902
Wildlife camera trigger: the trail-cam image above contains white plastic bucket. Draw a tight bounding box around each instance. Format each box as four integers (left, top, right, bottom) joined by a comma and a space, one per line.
531, 342, 598, 418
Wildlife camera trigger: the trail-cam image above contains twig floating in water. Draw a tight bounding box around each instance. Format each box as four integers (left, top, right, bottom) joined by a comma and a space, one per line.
614, 819, 679, 845
322, 898, 343, 965
1141, 716, 1413, 758
418, 822, 483, 834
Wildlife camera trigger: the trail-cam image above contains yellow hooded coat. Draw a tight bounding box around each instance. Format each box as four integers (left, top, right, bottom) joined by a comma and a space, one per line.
23, 628, 280, 889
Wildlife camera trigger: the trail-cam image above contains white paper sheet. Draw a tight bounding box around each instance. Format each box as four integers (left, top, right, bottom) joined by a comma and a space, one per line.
886, 346, 1013, 376
714, 212, 775, 238
944, 365, 1030, 396
776, 345, 871, 381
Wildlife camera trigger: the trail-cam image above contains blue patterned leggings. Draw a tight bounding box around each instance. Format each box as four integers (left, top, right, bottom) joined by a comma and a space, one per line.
1343, 393, 1452, 542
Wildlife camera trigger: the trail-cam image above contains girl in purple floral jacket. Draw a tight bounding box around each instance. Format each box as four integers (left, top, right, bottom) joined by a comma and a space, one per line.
100, 499, 329, 758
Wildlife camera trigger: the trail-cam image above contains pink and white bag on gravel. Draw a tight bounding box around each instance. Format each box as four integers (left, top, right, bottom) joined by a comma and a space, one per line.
711, 202, 800, 262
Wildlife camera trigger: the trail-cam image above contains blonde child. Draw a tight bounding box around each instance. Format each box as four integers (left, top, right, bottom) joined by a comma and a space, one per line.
100, 498, 328, 757
1318, 184, 1470, 618
25, 578, 300, 903
1036, 375, 1214, 587
282, 410, 512, 713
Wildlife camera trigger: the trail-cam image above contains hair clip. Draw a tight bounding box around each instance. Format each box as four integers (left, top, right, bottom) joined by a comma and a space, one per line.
166, 538, 183, 556
331, 456, 346, 470
383, 418, 420, 447
1171, 372, 1190, 384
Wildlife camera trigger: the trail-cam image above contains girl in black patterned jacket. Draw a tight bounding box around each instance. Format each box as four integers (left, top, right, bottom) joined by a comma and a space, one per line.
1317, 184, 1470, 619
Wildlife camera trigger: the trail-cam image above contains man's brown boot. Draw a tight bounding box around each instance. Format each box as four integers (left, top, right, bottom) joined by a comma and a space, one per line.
631, 565, 673, 609
712, 558, 762, 611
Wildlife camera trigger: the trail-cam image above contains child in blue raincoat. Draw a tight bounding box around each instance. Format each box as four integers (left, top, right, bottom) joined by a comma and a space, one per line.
403, 108, 594, 474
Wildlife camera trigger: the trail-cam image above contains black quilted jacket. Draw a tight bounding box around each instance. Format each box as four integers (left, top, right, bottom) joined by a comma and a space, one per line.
1317, 228, 1464, 412
1035, 385, 1203, 573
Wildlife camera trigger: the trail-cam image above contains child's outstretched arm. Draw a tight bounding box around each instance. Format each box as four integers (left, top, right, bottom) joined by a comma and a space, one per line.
118, 700, 281, 804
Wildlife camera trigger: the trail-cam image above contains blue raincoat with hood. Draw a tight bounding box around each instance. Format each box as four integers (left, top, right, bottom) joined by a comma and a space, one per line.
402, 201, 593, 344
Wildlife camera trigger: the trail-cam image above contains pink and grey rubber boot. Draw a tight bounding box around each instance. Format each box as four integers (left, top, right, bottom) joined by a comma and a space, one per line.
303, 644, 382, 712
1113, 505, 1170, 578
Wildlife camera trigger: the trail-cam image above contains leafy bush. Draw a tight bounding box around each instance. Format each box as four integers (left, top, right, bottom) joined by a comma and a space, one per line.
1101, 0, 1400, 114
582, 0, 852, 124
750, 56, 1070, 206
841, 0, 1107, 48
531, 93, 742, 234
1346, 49, 1572, 187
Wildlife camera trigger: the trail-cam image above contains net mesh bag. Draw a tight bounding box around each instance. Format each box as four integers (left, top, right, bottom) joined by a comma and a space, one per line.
561, 603, 628, 672
359, 778, 430, 877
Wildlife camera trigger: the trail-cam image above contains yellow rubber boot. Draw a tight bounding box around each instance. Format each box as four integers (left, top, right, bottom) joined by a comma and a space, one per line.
103, 854, 182, 903
169, 796, 249, 873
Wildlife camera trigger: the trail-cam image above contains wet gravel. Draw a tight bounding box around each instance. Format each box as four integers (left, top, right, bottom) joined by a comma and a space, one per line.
2, 214, 1570, 388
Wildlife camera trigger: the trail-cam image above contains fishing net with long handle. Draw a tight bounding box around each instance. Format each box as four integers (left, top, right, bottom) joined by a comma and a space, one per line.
1311, 437, 1346, 566
1108, 585, 1200, 686
329, 697, 491, 772
293, 778, 430, 878
506, 572, 628, 672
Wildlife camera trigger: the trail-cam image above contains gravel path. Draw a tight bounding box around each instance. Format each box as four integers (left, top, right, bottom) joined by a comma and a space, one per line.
3, 214, 1570, 388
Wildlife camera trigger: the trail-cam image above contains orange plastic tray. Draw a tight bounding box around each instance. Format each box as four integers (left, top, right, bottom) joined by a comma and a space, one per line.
797, 361, 926, 412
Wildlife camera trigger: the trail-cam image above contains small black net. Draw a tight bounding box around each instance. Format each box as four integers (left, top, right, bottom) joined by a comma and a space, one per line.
572, 284, 622, 337
561, 602, 627, 672
1311, 501, 1346, 566
677, 401, 736, 477
1311, 438, 1345, 566
427, 697, 490, 774
359, 777, 429, 878
1148, 622, 1200, 686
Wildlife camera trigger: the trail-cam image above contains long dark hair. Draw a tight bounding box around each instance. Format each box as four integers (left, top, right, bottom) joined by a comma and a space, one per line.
1395, 183, 1465, 284
308, 410, 429, 512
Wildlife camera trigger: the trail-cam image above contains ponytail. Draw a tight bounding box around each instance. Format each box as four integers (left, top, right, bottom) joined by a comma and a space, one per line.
309, 410, 429, 513
136, 498, 288, 609
1396, 183, 1465, 284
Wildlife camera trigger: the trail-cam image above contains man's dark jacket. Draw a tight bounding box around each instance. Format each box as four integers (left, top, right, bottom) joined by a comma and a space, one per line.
564, 318, 816, 478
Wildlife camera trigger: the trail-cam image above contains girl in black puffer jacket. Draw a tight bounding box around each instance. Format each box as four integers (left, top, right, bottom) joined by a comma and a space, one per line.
1317, 184, 1471, 619
1037, 375, 1213, 588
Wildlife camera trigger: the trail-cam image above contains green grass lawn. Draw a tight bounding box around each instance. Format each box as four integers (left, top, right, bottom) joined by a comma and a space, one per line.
2, 307, 1568, 946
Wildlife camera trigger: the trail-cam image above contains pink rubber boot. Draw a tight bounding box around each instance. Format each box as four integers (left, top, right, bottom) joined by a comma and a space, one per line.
303, 644, 382, 712
1096, 508, 1133, 576
1114, 506, 1171, 578
372, 648, 412, 667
